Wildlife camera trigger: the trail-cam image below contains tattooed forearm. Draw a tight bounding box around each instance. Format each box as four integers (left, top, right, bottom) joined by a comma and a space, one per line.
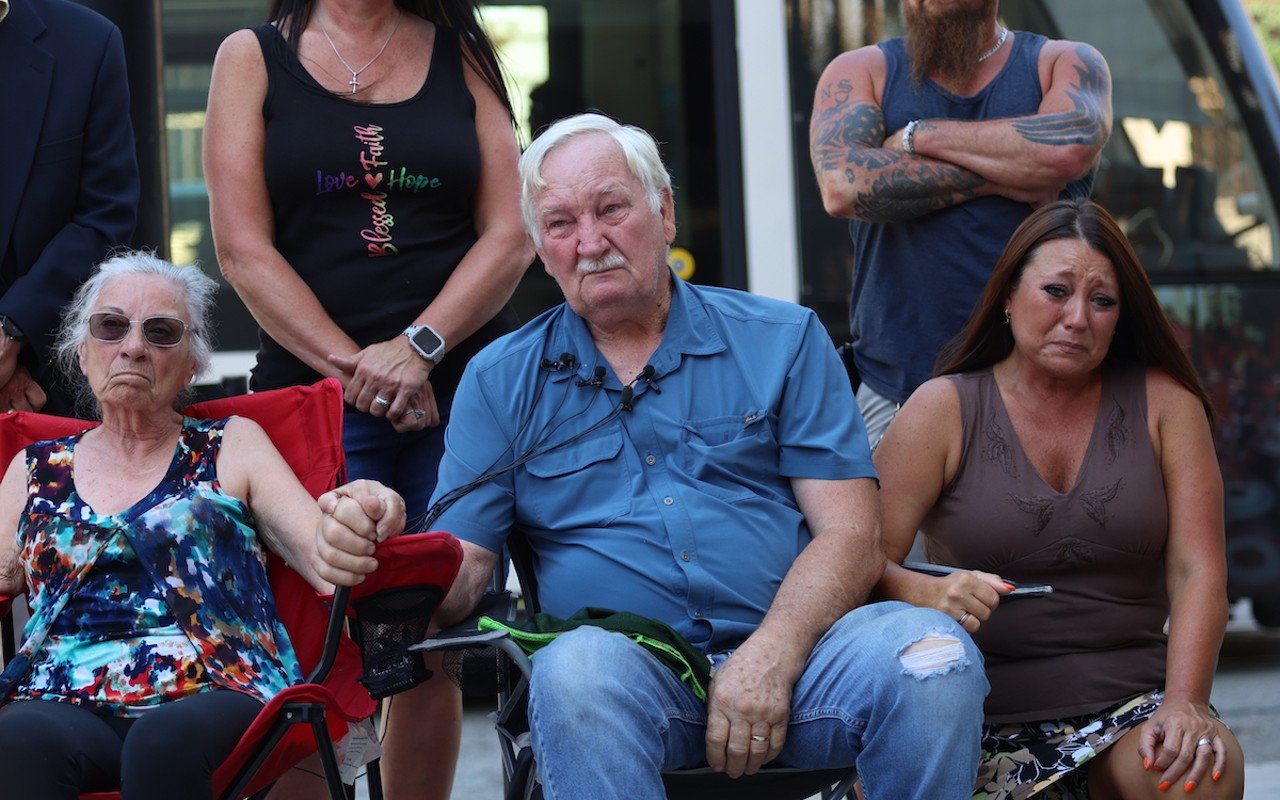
811, 92, 986, 221
811, 87, 888, 171
1013, 45, 1109, 147
849, 163, 985, 222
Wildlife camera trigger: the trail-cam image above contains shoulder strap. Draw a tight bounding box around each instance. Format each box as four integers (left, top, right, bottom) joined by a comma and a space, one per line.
24, 437, 75, 508
249, 22, 292, 96
174, 417, 227, 485
432, 24, 469, 94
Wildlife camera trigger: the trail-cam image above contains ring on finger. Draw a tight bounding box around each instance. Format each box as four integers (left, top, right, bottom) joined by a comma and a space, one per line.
410, 408, 425, 420
750, 734, 768, 743
1197, 737, 1213, 748
373, 396, 392, 407
957, 611, 972, 626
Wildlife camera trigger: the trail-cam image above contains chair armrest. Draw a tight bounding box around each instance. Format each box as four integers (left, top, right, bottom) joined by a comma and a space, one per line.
434, 588, 518, 637
311, 533, 464, 694
411, 628, 533, 681
348, 531, 463, 603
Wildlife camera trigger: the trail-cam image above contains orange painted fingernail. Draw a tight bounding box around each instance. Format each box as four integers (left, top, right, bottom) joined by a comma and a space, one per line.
1213, 771, 1222, 782
1184, 781, 1196, 793
1158, 780, 1172, 792
1144, 758, 1152, 770
1003, 582, 1016, 591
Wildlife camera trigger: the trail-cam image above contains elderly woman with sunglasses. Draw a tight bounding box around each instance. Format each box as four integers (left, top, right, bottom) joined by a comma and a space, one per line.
0, 251, 405, 799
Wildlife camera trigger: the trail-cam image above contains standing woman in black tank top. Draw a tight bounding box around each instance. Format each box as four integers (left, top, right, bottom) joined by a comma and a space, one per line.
203, 2, 531, 797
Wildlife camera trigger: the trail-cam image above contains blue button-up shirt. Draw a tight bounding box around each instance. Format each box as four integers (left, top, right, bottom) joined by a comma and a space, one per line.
432, 275, 876, 652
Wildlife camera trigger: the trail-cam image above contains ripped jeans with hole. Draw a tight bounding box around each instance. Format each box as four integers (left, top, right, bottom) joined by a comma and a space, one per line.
527, 601, 988, 800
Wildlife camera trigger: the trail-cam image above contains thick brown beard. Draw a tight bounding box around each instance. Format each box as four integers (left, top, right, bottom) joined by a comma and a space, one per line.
904, 4, 992, 86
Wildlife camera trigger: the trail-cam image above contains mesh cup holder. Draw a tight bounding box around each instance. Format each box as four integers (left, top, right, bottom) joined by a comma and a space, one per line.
349, 586, 444, 699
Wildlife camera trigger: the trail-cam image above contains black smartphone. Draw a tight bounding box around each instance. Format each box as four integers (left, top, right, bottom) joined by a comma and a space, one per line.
902, 561, 1053, 600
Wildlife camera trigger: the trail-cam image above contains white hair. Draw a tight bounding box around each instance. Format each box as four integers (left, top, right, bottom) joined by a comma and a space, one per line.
519, 113, 672, 246
55, 250, 218, 415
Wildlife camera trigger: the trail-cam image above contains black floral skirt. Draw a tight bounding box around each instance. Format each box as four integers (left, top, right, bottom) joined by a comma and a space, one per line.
973, 690, 1166, 800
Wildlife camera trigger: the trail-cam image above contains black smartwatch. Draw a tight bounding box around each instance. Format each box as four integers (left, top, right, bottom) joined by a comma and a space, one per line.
0, 315, 24, 343
403, 324, 445, 363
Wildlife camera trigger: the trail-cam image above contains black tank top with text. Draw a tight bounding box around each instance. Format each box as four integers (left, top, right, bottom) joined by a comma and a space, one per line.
250, 23, 517, 394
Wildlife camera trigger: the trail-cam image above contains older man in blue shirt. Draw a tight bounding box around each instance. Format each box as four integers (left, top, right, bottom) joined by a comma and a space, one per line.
320, 113, 987, 798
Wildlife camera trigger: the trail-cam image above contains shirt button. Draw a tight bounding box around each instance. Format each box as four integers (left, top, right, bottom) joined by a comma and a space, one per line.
680, 551, 691, 562
694, 609, 705, 619
663, 496, 674, 505
646, 454, 657, 466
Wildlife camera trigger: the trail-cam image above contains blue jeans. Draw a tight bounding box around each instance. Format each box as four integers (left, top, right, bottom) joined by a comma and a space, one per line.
527, 602, 987, 800
342, 393, 452, 525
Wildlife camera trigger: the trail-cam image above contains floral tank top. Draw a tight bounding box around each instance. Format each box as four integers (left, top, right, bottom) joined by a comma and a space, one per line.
0, 418, 304, 716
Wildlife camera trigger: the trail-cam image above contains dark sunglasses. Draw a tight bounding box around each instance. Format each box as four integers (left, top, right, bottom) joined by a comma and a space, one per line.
88, 312, 188, 348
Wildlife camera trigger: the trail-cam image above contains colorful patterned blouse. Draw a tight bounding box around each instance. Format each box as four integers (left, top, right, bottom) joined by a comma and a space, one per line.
0, 417, 304, 716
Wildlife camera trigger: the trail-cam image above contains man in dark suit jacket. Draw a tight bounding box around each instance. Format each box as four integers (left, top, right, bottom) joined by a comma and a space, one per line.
0, 0, 139, 415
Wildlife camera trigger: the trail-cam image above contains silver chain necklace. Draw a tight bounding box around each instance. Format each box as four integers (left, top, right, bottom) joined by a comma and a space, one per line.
976, 26, 1009, 63
318, 10, 402, 94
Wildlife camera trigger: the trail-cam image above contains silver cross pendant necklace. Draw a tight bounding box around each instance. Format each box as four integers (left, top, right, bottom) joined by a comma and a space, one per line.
318, 9, 403, 94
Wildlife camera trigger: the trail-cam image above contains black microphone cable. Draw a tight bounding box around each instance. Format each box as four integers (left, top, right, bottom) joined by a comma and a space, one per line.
408, 349, 579, 532
421, 366, 652, 529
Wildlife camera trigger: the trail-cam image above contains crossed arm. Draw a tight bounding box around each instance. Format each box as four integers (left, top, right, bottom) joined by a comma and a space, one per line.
809, 40, 1112, 223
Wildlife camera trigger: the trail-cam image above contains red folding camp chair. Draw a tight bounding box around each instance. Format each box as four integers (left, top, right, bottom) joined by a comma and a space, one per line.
0, 377, 463, 800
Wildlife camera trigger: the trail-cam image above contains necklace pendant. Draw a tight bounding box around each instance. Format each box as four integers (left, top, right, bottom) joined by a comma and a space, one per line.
348, 72, 360, 94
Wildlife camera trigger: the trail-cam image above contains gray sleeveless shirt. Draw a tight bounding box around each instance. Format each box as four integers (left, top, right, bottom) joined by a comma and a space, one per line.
924, 362, 1168, 722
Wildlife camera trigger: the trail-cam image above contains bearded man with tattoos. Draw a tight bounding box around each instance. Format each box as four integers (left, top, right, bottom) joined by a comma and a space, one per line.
810, 0, 1112, 447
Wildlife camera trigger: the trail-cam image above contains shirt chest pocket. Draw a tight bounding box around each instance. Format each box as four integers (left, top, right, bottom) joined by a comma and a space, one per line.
522, 427, 632, 528
680, 412, 780, 504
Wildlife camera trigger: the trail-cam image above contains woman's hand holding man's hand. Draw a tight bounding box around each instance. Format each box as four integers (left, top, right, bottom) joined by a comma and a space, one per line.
312, 480, 407, 587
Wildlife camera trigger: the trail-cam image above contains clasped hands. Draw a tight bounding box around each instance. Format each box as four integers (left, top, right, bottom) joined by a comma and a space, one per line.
0, 364, 45, 413
329, 336, 438, 432
0, 341, 44, 413
312, 479, 407, 588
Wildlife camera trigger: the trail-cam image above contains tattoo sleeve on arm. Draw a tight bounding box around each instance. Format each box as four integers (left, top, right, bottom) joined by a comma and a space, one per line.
811, 83, 986, 222
1012, 45, 1110, 146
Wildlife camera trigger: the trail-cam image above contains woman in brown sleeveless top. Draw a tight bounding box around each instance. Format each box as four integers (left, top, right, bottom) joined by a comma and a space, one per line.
875, 200, 1243, 800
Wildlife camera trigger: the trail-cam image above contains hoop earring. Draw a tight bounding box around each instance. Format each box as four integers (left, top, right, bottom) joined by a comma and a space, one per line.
1003, 309, 1011, 325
